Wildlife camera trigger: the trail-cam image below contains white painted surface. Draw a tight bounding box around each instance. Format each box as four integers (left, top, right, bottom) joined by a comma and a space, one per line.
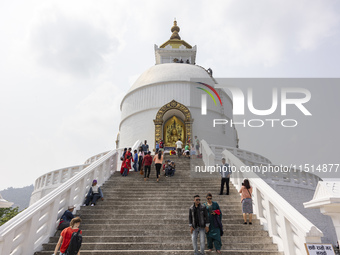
200, 143, 323, 255
119, 66, 237, 150
304, 181, 340, 246
0, 149, 120, 255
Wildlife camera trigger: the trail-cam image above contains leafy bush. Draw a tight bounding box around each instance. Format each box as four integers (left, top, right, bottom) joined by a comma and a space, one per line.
0, 207, 20, 226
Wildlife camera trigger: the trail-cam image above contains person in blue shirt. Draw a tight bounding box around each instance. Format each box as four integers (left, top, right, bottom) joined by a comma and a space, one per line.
219, 158, 231, 195
57, 205, 75, 230
133, 149, 138, 172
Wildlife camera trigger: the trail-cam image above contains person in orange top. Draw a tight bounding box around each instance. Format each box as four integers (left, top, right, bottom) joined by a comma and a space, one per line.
239, 179, 253, 224
53, 217, 82, 255
153, 150, 164, 182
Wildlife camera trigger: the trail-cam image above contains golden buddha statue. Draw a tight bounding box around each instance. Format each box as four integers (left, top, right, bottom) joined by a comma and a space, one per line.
163, 116, 186, 147
168, 128, 179, 144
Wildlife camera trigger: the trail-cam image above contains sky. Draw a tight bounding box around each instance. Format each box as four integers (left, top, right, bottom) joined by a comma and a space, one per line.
0, 0, 339, 190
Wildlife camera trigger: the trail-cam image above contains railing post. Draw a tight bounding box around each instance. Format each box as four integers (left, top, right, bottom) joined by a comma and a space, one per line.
279, 215, 294, 255
22, 213, 40, 253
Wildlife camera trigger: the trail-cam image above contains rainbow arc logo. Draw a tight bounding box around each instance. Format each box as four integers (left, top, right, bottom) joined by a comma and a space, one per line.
196, 82, 222, 115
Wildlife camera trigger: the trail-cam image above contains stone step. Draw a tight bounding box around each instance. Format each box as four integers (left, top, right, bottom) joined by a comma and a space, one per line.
68, 224, 262, 231
75, 218, 258, 226
48, 235, 274, 244
94, 198, 238, 202
105, 178, 222, 183
98, 193, 240, 198
36, 250, 283, 255
69, 222, 262, 230
54, 227, 267, 237
79, 205, 244, 211
36, 153, 281, 255
80, 205, 242, 210
78, 209, 247, 215
42, 242, 278, 251
78, 211, 253, 218
80, 202, 243, 208
101, 189, 236, 193
102, 182, 231, 186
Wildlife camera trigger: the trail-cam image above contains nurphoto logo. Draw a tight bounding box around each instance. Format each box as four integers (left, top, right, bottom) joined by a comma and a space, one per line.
196, 78, 313, 128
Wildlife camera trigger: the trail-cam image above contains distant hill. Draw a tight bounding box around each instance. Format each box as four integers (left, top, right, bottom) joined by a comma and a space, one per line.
0, 185, 34, 211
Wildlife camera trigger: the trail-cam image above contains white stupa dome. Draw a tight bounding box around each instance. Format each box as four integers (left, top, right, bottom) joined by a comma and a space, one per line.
127, 63, 214, 94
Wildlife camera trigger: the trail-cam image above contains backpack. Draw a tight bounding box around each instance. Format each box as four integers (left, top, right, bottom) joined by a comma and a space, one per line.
66, 229, 82, 255
57, 211, 69, 231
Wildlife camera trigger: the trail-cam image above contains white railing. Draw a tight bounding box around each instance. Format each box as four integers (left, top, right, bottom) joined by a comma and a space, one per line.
84, 151, 110, 164
30, 140, 142, 207
30, 164, 89, 205
0, 139, 142, 255
200, 140, 215, 167
210, 144, 272, 165
219, 149, 323, 255
260, 166, 321, 190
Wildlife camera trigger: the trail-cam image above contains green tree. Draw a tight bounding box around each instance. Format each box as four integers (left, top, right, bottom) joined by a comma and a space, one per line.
0, 207, 20, 226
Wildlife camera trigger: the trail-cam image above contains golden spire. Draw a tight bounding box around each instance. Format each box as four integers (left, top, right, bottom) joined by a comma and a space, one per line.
170, 19, 181, 40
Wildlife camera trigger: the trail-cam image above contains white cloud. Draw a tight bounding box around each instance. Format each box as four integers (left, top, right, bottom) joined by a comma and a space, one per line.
195, 0, 339, 67
59, 81, 124, 144
0, 0, 339, 190
29, 7, 119, 77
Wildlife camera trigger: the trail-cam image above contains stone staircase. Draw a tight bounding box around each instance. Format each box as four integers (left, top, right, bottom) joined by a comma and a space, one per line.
35, 154, 282, 255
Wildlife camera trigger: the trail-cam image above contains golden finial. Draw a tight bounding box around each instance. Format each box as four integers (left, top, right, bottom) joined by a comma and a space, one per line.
170, 19, 181, 40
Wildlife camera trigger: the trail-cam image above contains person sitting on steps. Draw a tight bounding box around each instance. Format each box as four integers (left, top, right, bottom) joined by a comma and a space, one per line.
83, 180, 104, 206
166, 161, 176, 177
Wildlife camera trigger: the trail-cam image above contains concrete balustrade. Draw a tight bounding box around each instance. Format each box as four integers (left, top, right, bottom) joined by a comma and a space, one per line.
210, 143, 272, 165
30, 164, 90, 205
260, 166, 321, 190
200, 142, 323, 255
84, 151, 110, 164
200, 140, 215, 167
209, 144, 321, 191
0, 140, 141, 255
223, 149, 323, 255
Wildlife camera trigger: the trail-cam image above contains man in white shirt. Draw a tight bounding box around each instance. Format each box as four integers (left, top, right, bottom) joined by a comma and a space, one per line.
175, 139, 183, 158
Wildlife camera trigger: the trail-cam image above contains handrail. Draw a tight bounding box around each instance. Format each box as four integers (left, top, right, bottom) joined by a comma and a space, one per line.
0, 143, 131, 255
84, 151, 110, 164
32, 164, 89, 191
200, 140, 215, 167
259, 165, 321, 190
221, 149, 323, 255
29, 163, 89, 205
209, 144, 272, 165
30, 140, 142, 208
209, 144, 320, 190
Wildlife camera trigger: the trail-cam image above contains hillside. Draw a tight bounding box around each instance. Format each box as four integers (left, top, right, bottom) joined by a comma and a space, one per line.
0, 185, 34, 211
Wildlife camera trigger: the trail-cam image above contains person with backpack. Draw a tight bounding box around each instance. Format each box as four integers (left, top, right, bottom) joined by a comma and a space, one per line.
53, 217, 82, 255
57, 205, 75, 231
165, 161, 176, 177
